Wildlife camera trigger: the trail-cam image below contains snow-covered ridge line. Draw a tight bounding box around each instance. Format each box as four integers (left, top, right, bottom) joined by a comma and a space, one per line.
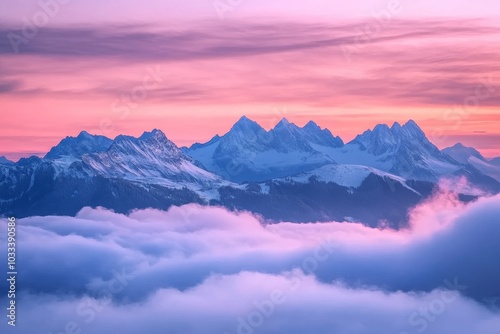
3, 117, 500, 194
281, 164, 420, 194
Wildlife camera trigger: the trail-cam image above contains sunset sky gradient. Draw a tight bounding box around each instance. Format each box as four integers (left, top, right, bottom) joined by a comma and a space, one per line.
1, 0, 499, 160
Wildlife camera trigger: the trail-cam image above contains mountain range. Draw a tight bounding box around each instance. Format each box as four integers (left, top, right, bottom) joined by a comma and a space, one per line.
442, 143, 500, 182
186, 116, 342, 182
1, 117, 498, 228
0, 156, 14, 165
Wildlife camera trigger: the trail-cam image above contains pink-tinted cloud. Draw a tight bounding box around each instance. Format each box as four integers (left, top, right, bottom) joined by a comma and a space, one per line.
2, 191, 500, 333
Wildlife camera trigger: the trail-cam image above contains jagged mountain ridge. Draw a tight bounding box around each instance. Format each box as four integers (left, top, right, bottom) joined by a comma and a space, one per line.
442, 143, 500, 182
1, 118, 498, 226
0, 156, 14, 165
442, 143, 487, 164
186, 117, 499, 188
81, 129, 223, 188
187, 116, 343, 182
45, 130, 113, 159
336, 120, 463, 181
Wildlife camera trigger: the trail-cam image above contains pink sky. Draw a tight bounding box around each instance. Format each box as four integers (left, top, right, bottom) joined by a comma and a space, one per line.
0, 1, 499, 159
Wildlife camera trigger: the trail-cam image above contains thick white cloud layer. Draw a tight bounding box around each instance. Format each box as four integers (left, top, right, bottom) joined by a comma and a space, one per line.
1, 191, 500, 333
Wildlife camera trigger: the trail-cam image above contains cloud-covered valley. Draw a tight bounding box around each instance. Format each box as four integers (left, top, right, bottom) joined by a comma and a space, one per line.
1, 191, 500, 333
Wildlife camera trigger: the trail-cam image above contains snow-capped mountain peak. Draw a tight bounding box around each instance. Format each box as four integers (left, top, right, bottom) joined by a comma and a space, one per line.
275, 117, 291, 128
401, 119, 426, 138
230, 116, 265, 133
76, 130, 93, 139
270, 119, 313, 152
373, 123, 391, 133
442, 143, 500, 182
106, 129, 185, 163
304, 120, 321, 130
184, 118, 499, 187
490, 157, 500, 166
82, 130, 224, 190
335, 120, 464, 181
391, 122, 402, 130
45, 131, 113, 160
442, 143, 486, 164
186, 117, 339, 182
353, 124, 396, 154
272, 118, 303, 136
139, 128, 166, 140
301, 120, 344, 147
353, 119, 431, 153
2, 121, 500, 224
0, 156, 14, 165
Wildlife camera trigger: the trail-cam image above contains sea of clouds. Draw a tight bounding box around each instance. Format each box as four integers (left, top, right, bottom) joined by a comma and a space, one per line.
1, 189, 500, 334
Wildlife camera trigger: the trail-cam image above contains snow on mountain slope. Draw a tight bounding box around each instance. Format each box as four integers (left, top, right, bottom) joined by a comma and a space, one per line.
464, 156, 500, 182
2, 129, 232, 202
309, 142, 391, 170
186, 116, 341, 182
2, 124, 499, 224
311, 120, 463, 182
45, 131, 112, 159
442, 143, 500, 182
442, 143, 486, 164
81, 129, 229, 194
0, 157, 50, 203
0, 156, 14, 165
186, 117, 500, 190
280, 164, 420, 194
490, 157, 500, 166
301, 121, 344, 147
